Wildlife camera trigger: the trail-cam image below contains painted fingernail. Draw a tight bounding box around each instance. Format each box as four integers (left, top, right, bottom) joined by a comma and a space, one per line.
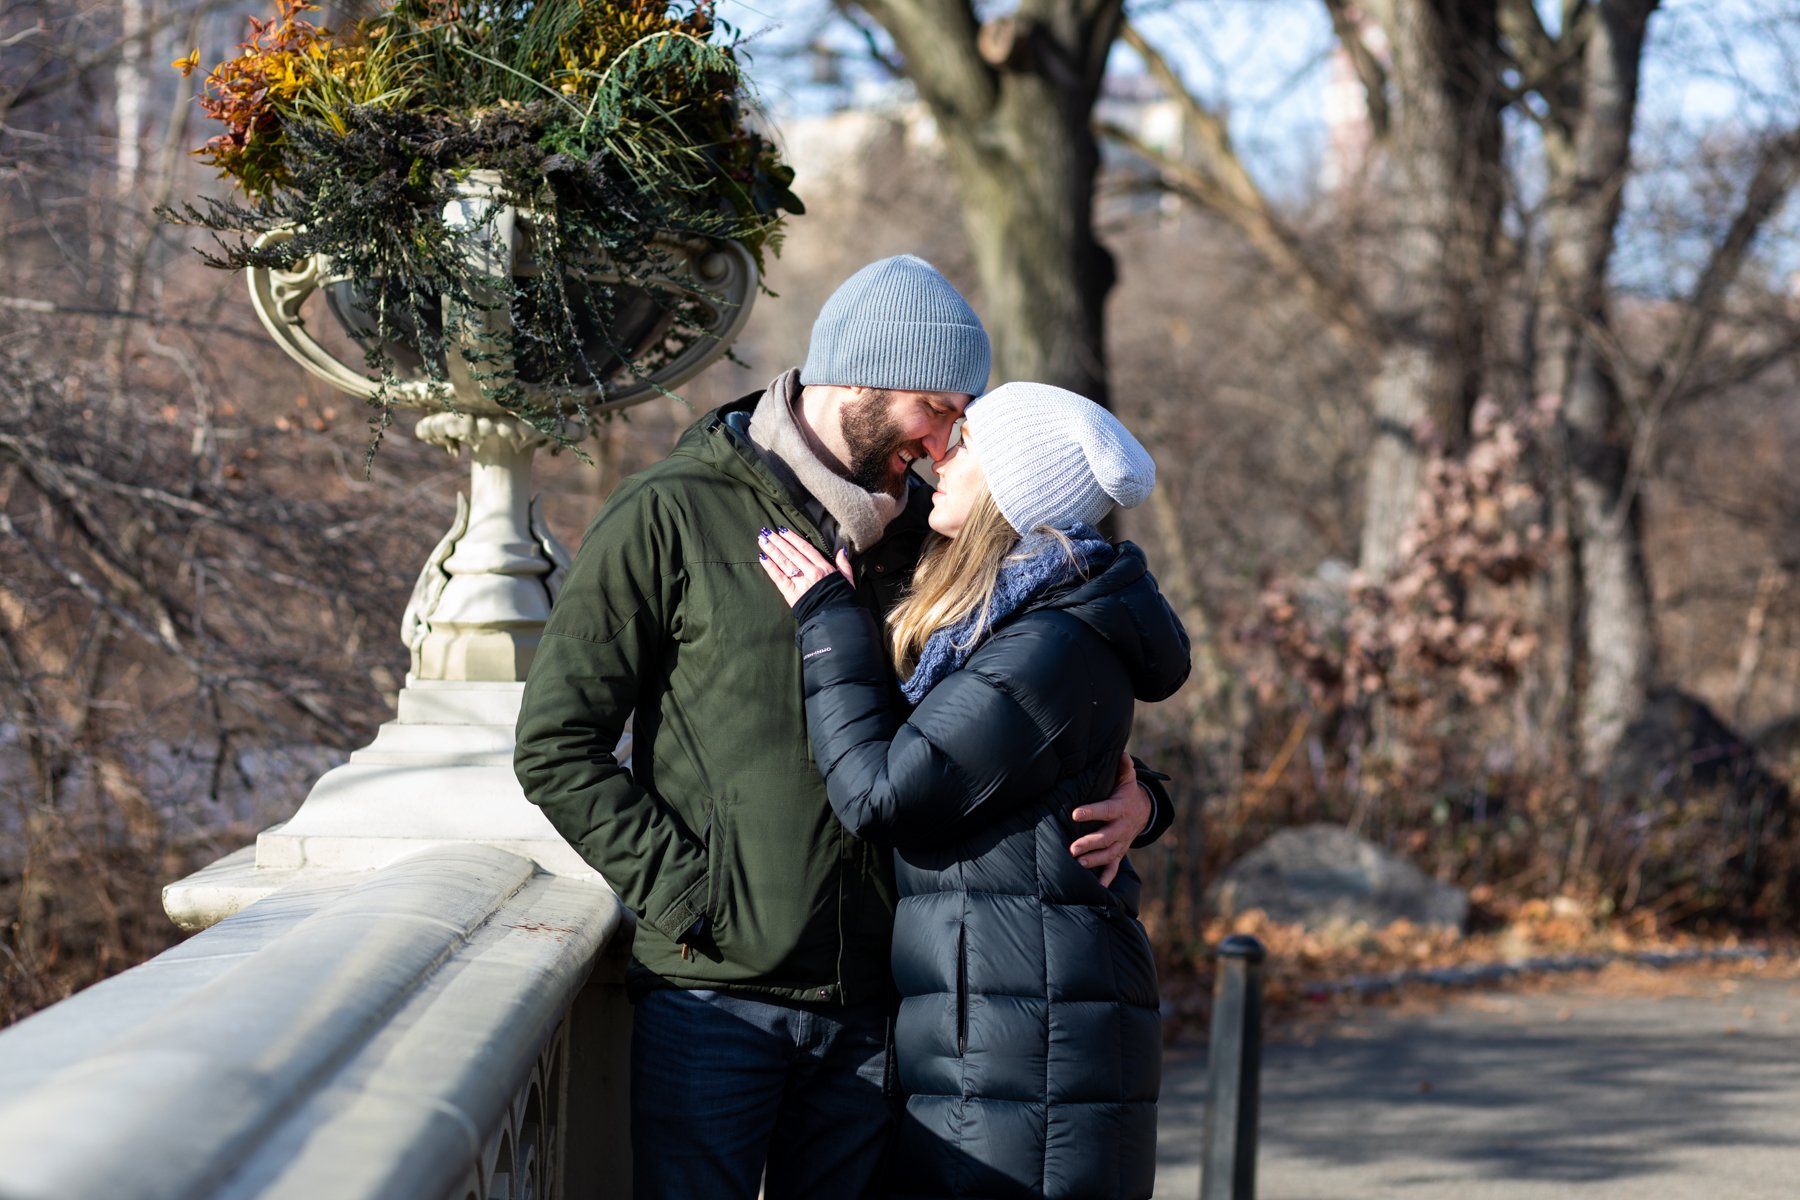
758, 552, 768, 560
778, 527, 789, 534
759, 527, 772, 538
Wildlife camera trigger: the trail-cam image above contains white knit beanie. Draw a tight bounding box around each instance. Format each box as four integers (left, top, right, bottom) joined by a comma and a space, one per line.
964, 382, 1156, 534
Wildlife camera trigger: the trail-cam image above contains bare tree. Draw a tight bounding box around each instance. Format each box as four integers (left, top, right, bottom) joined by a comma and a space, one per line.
1108, 2, 1504, 577
1102, 0, 1800, 771
1516, 0, 1660, 771
840, 0, 1125, 401
1352, 0, 1504, 577
1508, 1, 1800, 768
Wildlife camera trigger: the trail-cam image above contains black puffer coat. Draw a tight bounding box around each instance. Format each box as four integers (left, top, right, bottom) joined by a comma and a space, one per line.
792, 541, 1191, 1200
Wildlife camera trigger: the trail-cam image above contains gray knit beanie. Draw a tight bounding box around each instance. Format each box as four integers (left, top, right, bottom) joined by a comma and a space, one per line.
803, 255, 991, 396
964, 382, 1156, 534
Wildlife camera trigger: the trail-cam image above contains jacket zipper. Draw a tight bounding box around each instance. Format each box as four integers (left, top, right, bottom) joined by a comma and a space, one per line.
956, 924, 968, 1056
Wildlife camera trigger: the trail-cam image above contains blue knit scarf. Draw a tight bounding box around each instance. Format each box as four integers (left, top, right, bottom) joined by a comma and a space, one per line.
900, 525, 1113, 704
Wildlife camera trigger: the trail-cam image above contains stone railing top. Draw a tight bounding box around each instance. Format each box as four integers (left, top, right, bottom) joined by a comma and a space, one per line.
0, 844, 625, 1200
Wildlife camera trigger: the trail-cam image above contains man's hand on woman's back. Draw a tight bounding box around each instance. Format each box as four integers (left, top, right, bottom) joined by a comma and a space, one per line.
1068, 749, 1152, 886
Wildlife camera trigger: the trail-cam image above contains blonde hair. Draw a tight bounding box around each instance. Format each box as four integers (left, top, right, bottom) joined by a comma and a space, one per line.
887, 480, 1082, 677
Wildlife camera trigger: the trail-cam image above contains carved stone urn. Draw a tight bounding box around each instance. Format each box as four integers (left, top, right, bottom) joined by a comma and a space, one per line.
166, 173, 758, 924
244, 171, 757, 683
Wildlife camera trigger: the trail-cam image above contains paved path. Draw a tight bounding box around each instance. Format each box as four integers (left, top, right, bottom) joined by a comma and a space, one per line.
1154, 964, 1800, 1199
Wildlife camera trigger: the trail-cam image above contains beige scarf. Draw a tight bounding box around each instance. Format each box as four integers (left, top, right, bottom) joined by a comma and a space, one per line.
746, 369, 904, 553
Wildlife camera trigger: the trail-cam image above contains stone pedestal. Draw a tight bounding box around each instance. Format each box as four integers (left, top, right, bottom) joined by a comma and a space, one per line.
407, 413, 568, 682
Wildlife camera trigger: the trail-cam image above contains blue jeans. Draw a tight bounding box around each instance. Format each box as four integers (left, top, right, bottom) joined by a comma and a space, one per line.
629, 988, 892, 1200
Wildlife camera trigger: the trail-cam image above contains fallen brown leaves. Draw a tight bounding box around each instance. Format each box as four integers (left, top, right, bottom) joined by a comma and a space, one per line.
1158, 896, 1799, 1042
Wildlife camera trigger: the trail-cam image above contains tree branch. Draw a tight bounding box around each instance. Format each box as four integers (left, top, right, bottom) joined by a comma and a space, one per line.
1677, 333, 1800, 408
1650, 127, 1800, 412
0, 22, 49, 50
846, 0, 996, 122
1605, 124, 1800, 529
1500, 0, 1601, 136
0, 0, 234, 118
1074, 0, 1129, 96
1498, 0, 1558, 81
1, 446, 187, 648
835, 5, 905, 77
0, 430, 224, 522
0, 509, 192, 672
0, 295, 266, 343
1320, 0, 1390, 139
1565, 0, 1594, 39
1110, 21, 1383, 358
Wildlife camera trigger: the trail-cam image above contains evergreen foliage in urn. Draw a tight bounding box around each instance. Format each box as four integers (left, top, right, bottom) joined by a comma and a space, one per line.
165, 0, 800, 449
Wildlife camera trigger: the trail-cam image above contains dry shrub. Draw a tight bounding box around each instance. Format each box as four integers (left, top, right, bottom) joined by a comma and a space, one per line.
1215, 400, 1556, 892
1209, 396, 1799, 938
1248, 395, 1551, 717
1588, 688, 1796, 926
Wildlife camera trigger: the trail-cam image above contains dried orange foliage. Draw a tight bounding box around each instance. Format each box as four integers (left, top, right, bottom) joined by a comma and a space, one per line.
195, 0, 338, 193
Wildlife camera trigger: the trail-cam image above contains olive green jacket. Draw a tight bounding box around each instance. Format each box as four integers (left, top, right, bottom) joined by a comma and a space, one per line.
515, 393, 931, 1001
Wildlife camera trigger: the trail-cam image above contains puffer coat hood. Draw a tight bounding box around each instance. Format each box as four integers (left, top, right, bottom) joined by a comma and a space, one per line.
792, 540, 1191, 1200
1028, 542, 1191, 705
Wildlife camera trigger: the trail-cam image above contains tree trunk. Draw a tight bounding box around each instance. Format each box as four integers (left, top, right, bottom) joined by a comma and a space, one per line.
1358, 0, 1504, 576
1562, 342, 1656, 772
1529, 1, 1658, 772
855, 0, 1122, 402
113, 0, 147, 196
945, 91, 1113, 401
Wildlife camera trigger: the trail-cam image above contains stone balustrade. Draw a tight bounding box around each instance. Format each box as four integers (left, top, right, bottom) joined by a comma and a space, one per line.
0, 844, 633, 1199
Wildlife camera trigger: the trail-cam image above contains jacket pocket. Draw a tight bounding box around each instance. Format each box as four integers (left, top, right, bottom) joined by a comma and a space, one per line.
955, 923, 968, 1056
703, 805, 723, 932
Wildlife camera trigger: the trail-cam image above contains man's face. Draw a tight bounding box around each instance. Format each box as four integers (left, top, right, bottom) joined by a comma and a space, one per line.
839, 387, 972, 495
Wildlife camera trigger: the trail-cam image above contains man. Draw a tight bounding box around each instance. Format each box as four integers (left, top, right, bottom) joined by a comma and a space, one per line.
515, 255, 1168, 1200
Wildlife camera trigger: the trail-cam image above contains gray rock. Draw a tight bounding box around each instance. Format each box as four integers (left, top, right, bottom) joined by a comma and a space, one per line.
1212, 824, 1469, 932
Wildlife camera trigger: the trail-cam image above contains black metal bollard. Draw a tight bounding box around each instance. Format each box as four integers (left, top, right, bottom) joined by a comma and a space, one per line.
1200, 934, 1266, 1200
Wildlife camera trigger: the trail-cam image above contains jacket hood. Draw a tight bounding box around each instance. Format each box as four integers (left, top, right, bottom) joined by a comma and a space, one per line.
1033, 541, 1191, 702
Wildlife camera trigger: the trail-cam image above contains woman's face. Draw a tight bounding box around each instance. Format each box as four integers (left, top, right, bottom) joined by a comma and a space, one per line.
928, 422, 985, 538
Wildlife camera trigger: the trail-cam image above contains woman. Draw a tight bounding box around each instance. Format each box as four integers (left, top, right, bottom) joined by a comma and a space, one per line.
757, 381, 1191, 1200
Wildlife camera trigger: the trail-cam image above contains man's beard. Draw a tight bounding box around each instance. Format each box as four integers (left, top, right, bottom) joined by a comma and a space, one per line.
840, 388, 913, 495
